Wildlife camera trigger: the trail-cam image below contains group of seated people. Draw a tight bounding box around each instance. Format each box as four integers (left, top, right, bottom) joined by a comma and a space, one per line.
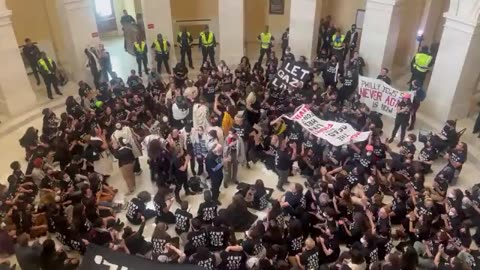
0, 36, 476, 270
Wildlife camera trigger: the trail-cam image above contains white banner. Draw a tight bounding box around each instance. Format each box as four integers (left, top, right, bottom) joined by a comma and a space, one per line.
285, 105, 371, 146
358, 76, 414, 118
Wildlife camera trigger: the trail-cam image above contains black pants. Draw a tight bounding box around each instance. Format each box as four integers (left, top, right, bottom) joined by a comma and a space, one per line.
156, 54, 171, 74
175, 175, 190, 198
91, 69, 101, 89
136, 55, 148, 75
410, 69, 428, 86
134, 158, 142, 173
258, 48, 271, 65
391, 117, 409, 143
43, 74, 60, 98
473, 111, 480, 133
101, 66, 114, 82
211, 175, 222, 202
156, 211, 175, 224
28, 59, 41, 83
196, 157, 205, 176
281, 47, 287, 61
201, 46, 216, 66
180, 46, 193, 67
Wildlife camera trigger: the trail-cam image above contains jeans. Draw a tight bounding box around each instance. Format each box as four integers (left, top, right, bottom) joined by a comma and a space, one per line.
276, 168, 289, 187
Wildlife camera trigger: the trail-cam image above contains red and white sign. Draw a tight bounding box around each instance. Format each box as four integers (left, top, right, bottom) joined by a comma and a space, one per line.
147, 23, 154, 29
285, 105, 371, 146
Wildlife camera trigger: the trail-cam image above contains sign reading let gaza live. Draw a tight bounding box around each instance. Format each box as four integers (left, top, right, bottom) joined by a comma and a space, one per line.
270, 60, 312, 90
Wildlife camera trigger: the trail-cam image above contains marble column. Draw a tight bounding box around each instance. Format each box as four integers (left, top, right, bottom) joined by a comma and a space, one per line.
289, 0, 322, 61
61, 0, 99, 83
418, 0, 447, 46
0, 1, 36, 115
422, 16, 480, 123
219, 0, 244, 67
359, 0, 401, 77
141, 0, 176, 66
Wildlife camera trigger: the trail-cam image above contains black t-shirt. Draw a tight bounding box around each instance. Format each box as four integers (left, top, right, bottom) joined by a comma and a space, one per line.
448, 148, 466, 170
191, 254, 216, 270
275, 149, 291, 171
219, 250, 247, 270
232, 123, 252, 141
198, 201, 218, 223
126, 197, 145, 223
154, 194, 167, 217
207, 225, 229, 250
204, 76, 219, 103
419, 147, 436, 163
174, 209, 192, 233
172, 156, 188, 179
187, 229, 208, 248
396, 100, 411, 118
152, 235, 170, 256
300, 247, 320, 270
287, 235, 304, 256
400, 142, 416, 156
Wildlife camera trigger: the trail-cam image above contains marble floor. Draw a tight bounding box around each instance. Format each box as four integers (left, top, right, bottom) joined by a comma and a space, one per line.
0, 35, 479, 267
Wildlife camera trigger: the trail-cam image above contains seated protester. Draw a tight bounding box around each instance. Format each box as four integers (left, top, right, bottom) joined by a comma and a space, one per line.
83, 198, 119, 229
360, 232, 379, 266
418, 139, 437, 174
297, 148, 320, 177
414, 197, 438, 225
390, 190, 408, 225
430, 174, 449, 202
219, 240, 247, 270
126, 191, 156, 225
441, 142, 467, 185
197, 190, 218, 224
151, 222, 172, 260
317, 223, 341, 265
279, 183, 305, 218
40, 239, 78, 270
375, 207, 394, 259
11, 203, 47, 239
153, 187, 175, 224
431, 120, 458, 153
242, 227, 266, 260
89, 217, 115, 246
266, 200, 286, 231
174, 201, 193, 239
399, 134, 417, 160
207, 217, 230, 251
190, 246, 216, 270
224, 194, 258, 232
325, 145, 346, 169
251, 179, 274, 210
156, 242, 187, 264
295, 237, 320, 270
122, 217, 152, 256
185, 218, 208, 257
338, 211, 371, 245
286, 219, 305, 266
262, 219, 285, 247
127, 69, 143, 89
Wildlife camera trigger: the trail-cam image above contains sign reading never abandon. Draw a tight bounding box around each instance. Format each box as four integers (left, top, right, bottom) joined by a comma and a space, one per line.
270, 61, 312, 90
358, 76, 415, 118
285, 105, 371, 146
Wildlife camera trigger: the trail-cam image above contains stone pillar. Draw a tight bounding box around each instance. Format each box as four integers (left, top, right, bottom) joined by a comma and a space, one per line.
418, 0, 447, 46
61, 0, 99, 83
289, 0, 322, 61
141, 0, 176, 66
0, 1, 36, 115
219, 0, 245, 67
422, 16, 480, 123
359, 0, 401, 77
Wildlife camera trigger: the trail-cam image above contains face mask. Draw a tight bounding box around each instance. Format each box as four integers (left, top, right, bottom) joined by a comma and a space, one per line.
366, 152, 372, 156
368, 178, 375, 185
360, 238, 367, 245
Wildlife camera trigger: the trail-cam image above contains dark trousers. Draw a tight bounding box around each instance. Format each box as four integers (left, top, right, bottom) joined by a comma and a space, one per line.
101, 66, 114, 82
28, 60, 41, 83
211, 175, 223, 202
43, 74, 60, 98
410, 69, 428, 86
195, 157, 205, 176
134, 158, 141, 173
391, 117, 409, 143
474, 111, 480, 133
156, 53, 171, 74
175, 175, 189, 198
91, 69, 101, 89
136, 55, 148, 75
409, 100, 421, 129
258, 48, 271, 65
201, 46, 216, 66
281, 47, 287, 61
180, 46, 193, 67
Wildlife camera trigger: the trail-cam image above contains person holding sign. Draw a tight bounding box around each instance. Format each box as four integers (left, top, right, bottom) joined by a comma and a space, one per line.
388, 92, 412, 146
257, 25, 275, 65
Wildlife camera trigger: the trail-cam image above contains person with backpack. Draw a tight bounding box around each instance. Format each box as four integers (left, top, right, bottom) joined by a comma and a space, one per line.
408, 80, 426, 131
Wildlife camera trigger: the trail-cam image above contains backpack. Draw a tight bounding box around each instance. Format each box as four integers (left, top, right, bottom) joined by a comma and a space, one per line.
188, 176, 202, 193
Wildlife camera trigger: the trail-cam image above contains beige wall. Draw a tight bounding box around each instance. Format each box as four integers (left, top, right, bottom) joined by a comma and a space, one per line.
323, 0, 366, 32
6, 0, 52, 45
266, 0, 291, 45
245, 0, 268, 43
170, 0, 218, 20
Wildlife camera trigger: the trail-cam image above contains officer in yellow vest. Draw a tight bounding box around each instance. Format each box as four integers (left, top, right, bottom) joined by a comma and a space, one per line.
37, 51, 62, 100
133, 35, 148, 76
331, 28, 346, 62
177, 26, 194, 69
150, 33, 171, 74
198, 25, 216, 67
410, 46, 433, 86
257, 25, 275, 65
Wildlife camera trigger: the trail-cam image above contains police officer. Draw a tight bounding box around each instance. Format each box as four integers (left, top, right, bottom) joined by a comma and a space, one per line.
331, 28, 346, 63
281, 27, 289, 61
257, 25, 275, 65
151, 33, 171, 74
177, 27, 194, 69
344, 24, 359, 60
22, 38, 41, 85
410, 46, 433, 86
133, 35, 148, 76
199, 25, 216, 67
37, 52, 63, 99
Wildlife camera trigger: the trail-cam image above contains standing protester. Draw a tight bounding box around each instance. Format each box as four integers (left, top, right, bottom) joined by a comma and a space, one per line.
22, 38, 41, 85
112, 123, 143, 175
199, 26, 216, 67
408, 80, 426, 131
133, 36, 148, 76
151, 34, 171, 74
281, 28, 289, 61
388, 92, 412, 146
206, 144, 225, 205
84, 47, 101, 89
275, 139, 297, 192
37, 52, 63, 100
376, 68, 392, 85
120, 9, 136, 51
177, 27, 194, 69
98, 44, 114, 81
344, 24, 359, 60
410, 45, 433, 86
257, 25, 275, 65
112, 137, 136, 195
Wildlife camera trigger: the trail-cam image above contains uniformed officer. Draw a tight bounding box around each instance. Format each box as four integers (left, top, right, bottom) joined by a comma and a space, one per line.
331, 28, 346, 62
177, 26, 194, 69
199, 25, 216, 67
37, 52, 62, 99
151, 33, 171, 74
281, 28, 289, 61
22, 38, 41, 85
257, 25, 275, 65
133, 35, 148, 76
410, 46, 433, 86
344, 24, 359, 60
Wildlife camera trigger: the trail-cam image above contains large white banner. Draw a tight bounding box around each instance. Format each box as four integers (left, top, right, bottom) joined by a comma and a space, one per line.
285, 105, 371, 146
358, 76, 415, 118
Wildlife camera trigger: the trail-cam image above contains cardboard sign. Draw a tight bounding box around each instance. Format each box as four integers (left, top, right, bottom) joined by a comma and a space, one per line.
147, 23, 154, 29
358, 76, 414, 118
270, 60, 312, 90
285, 105, 371, 146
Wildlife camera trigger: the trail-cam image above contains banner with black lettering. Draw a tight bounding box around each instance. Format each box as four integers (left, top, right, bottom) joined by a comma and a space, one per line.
80, 244, 204, 270
285, 105, 371, 146
270, 60, 312, 90
358, 76, 415, 118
